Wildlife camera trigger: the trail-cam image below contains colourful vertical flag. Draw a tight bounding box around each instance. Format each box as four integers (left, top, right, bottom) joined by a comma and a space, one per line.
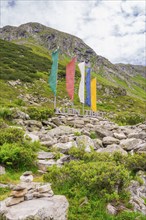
78, 62, 85, 103
66, 57, 76, 101
91, 78, 97, 112
85, 67, 91, 106
49, 49, 59, 96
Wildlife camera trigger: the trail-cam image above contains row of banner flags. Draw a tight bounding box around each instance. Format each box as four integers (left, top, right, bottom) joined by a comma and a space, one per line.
49, 49, 97, 112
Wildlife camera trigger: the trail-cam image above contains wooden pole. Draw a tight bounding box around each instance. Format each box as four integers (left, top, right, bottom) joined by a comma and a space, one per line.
54, 95, 56, 110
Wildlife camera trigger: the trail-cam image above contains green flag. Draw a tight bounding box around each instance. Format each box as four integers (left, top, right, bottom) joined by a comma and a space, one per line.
49, 49, 59, 96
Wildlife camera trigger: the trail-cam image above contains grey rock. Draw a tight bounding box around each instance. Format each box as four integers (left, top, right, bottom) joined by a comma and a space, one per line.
20, 174, 33, 183
52, 141, 77, 154
128, 132, 146, 140
96, 144, 127, 155
93, 138, 103, 149
25, 120, 42, 129
57, 155, 71, 166
11, 189, 27, 198
128, 172, 146, 215
120, 138, 143, 151
25, 132, 39, 142
38, 159, 56, 171
113, 132, 126, 140
0, 165, 6, 175
94, 126, 112, 138
40, 139, 57, 147
102, 136, 120, 146
37, 151, 55, 160
5, 196, 24, 207
1, 196, 69, 220
51, 117, 62, 126
76, 135, 95, 152
37, 184, 52, 193
106, 203, 117, 215
46, 125, 80, 138
136, 143, 146, 153
24, 193, 33, 201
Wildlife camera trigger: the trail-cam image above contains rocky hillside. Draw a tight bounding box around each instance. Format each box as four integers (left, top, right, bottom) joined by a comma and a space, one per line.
0, 22, 145, 80
0, 23, 146, 124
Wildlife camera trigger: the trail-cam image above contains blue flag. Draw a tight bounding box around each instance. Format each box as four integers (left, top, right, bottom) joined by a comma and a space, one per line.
85, 67, 91, 106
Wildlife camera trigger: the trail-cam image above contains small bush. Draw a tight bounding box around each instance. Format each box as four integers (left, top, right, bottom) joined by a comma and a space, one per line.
115, 114, 145, 125
0, 141, 40, 170
0, 108, 13, 120
0, 127, 24, 145
126, 153, 146, 172
26, 107, 54, 120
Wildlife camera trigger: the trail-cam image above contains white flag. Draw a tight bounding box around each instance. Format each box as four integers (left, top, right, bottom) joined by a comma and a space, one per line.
78, 62, 85, 103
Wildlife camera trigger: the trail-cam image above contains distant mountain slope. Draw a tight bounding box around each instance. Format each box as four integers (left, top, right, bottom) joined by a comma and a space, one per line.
0, 22, 145, 79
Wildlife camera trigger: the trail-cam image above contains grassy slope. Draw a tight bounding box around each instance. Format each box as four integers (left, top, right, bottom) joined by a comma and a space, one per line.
0, 39, 146, 124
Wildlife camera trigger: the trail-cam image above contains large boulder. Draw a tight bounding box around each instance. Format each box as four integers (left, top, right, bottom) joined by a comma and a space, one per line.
0, 196, 69, 220
120, 138, 143, 151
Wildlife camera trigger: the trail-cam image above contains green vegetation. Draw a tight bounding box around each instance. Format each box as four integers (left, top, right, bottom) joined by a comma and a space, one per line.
26, 106, 54, 120
44, 148, 146, 220
0, 126, 40, 170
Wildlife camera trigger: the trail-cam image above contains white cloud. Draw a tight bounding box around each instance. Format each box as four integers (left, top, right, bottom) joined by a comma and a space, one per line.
0, 0, 145, 65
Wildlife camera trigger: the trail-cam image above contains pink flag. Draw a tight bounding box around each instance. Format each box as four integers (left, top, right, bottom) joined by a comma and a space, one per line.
66, 57, 76, 101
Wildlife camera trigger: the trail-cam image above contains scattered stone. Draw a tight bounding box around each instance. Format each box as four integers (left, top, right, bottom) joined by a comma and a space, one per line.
113, 132, 126, 140
5, 197, 24, 207
120, 138, 143, 151
128, 132, 146, 140
11, 188, 27, 198
107, 203, 117, 215
97, 145, 127, 155
0, 165, 6, 175
20, 172, 33, 182
37, 151, 55, 160
38, 159, 56, 172
93, 138, 103, 149
76, 135, 95, 152
52, 141, 77, 154
102, 136, 120, 146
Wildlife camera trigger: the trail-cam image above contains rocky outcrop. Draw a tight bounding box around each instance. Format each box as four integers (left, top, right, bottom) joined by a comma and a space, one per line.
0, 171, 69, 220
128, 171, 146, 215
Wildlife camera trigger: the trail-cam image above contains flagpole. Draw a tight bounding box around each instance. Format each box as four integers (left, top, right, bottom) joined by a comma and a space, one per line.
82, 102, 84, 116
83, 60, 85, 116
54, 95, 56, 110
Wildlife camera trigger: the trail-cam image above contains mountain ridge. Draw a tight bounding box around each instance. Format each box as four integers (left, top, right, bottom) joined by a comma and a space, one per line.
0, 22, 145, 75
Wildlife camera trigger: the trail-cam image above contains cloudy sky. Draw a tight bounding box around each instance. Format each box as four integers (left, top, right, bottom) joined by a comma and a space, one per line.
1, 0, 146, 65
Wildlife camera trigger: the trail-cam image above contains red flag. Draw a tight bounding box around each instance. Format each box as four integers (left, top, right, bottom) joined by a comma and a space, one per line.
66, 57, 76, 100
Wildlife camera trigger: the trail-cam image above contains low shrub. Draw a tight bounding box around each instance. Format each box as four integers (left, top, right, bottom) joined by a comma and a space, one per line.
0, 108, 13, 120
115, 114, 145, 125
0, 127, 24, 145
26, 107, 54, 120
0, 141, 40, 170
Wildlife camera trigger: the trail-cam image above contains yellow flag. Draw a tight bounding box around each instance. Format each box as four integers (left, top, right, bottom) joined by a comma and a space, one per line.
91, 78, 97, 112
